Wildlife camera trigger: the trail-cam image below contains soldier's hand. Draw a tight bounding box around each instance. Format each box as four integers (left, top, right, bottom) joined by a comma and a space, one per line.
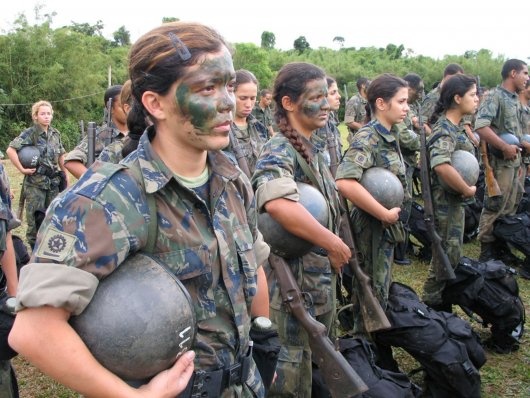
138, 350, 195, 397
327, 236, 351, 272
462, 185, 477, 199
382, 207, 401, 225
22, 168, 36, 175
502, 144, 519, 160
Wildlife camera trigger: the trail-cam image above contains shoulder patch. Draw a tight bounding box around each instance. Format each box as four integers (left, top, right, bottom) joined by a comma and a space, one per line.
439, 140, 451, 151
353, 152, 369, 168
35, 226, 77, 262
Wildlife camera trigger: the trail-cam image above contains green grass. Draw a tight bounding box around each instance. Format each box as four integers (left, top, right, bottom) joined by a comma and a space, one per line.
3, 126, 530, 396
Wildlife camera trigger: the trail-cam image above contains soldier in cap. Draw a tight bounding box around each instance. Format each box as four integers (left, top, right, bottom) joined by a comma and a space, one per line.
9, 21, 270, 397
421, 74, 479, 311
252, 62, 351, 397
335, 74, 409, 336
6, 101, 68, 249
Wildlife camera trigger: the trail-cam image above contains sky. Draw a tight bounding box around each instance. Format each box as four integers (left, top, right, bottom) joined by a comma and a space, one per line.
1, 0, 529, 61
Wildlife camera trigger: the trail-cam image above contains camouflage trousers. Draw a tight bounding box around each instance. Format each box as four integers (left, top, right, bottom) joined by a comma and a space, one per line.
23, 183, 60, 249
350, 210, 395, 335
422, 192, 465, 305
478, 162, 520, 243
267, 305, 334, 397
0, 360, 17, 398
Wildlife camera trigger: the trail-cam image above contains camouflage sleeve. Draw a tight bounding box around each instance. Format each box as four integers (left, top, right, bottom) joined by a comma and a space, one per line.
335, 130, 374, 181
429, 133, 454, 169
344, 97, 357, 124
398, 124, 420, 151
462, 114, 473, 126
474, 90, 499, 130
8, 128, 36, 150
65, 135, 89, 164
252, 136, 300, 210
421, 93, 437, 122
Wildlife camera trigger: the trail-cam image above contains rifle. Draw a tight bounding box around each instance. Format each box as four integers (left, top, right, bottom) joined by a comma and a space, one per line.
229, 128, 368, 396
269, 253, 368, 397
105, 98, 114, 147
480, 140, 502, 198
417, 107, 456, 281
87, 122, 97, 167
17, 180, 25, 221
326, 130, 391, 332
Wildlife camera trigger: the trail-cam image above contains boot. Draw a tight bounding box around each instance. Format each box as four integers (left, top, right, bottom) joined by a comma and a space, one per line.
479, 242, 495, 262
393, 240, 411, 265
493, 241, 522, 267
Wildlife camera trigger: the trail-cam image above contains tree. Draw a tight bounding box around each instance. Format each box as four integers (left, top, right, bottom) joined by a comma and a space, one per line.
333, 36, 345, 49
261, 31, 276, 50
162, 17, 179, 23
70, 21, 105, 37
113, 26, 131, 47
233, 43, 274, 89
293, 36, 310, 53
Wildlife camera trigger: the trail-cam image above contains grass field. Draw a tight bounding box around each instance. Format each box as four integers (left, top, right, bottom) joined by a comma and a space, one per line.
3, 125, 530, 397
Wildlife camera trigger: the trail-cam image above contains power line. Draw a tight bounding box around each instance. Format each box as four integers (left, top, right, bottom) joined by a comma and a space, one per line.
0, 91, 105, 107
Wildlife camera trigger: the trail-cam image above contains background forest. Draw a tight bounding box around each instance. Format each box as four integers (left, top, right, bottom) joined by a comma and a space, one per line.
0, 11, 515, 151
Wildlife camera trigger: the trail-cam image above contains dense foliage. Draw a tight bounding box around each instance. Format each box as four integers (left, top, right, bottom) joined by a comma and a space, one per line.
0, 12, 511, 151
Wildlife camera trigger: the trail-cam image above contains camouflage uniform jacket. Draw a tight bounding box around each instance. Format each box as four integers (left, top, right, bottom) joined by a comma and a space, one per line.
97, 135, 127, 164
344, 93, 367, 132
314, 112, 342, 168
0, 164, 12, 221
8, 124, 65, 189
336, 119, 407, 193
474, 85, 522, 168
428, 114, 475, 198
17, 130, 269, 396
421, 86, 441, 123
226, 115, 269, 175
251, 131, 341, 316
251, 104, 273, 133
65, 123, 124, 165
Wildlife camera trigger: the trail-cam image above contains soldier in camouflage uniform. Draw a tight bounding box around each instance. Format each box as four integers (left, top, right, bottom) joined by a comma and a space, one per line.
252, 89, 274, 137
9, 22, 270, 398
421, 74, 479, 309
344, 77, 370, 145
475, 59, 529, 262
336, 74, 409, 335
225, 70, 270, 175
6, 101, 68, 249
98, 80, 133, 164
252, 62, 351, 398
64, 85, 127, 178
315, 76, 343, 167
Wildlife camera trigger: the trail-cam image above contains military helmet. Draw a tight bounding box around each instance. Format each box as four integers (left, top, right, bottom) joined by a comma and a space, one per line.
17, 146, 40, 168
440, 150, 480, 194
489, 132, 520, 158
360, 167, 404, 209
259, 182, 329, 258
69, 252, 195, 382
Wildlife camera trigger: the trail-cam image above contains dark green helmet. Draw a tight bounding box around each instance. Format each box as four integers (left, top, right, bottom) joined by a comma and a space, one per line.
69, 252, 195, 382
259, 182, 329, 258
360, 167, 404, 209
17, 146, 40, 168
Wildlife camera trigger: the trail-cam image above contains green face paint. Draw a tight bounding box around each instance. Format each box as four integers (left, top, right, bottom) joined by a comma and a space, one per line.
300, 79, 329, 118
175, 48, 236, 135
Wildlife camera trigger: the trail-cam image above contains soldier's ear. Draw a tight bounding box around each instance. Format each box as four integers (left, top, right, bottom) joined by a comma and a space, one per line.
281, 96, 295, 112
142, 91, 165, 121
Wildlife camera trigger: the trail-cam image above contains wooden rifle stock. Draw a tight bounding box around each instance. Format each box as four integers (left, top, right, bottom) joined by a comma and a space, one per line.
480, 140, 502, 197
417, 109, 455, 281
17, 181, 25, 221
326, 130, 391, 332
269, 253, 368, 397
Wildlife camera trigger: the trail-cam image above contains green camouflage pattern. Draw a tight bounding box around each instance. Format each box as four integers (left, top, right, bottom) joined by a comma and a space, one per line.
28, 130, 266, 396
252, 104, 273, 132
314, 111, 343, 167
65, 123, 124, 165
344, 94, 368, 143
336, 119, 407, 333
422, 115, 475, 305
252, 131, 340, 397
8, 124, 65, 247
97, 137, 126, 164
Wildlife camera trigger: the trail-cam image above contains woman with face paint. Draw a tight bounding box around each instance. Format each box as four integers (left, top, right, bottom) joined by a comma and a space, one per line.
252, 62, 351, 397
335, 74, 410, 338
9, 22, 270, 398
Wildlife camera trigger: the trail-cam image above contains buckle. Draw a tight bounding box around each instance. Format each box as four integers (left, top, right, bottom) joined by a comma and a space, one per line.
225, 362, 242, 386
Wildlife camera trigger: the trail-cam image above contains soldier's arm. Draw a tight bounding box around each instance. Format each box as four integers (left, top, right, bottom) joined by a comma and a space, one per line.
64, 160, 88, 180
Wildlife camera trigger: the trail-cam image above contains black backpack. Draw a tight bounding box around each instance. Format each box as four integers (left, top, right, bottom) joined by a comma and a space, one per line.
442, 256, 525, 353
373, 282, 485, 398
493, 212, 530, 257
312, 336, 422, 398
407, 201, 432, 261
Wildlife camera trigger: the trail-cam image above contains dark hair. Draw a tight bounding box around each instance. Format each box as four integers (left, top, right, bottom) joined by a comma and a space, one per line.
120, 80, 133, 109
356, 77, 370, 91
260, 89, 272, 97
429, 74, 477, 126
272, 62, 326, 162
365, 73, 408, 122
443, 63, 464, 77
403, 73, 423, 91
501, 59, 527, 80
104, 85, 123, 107
326, 76, 337, 87
122, 21, 230, 158
235, 69, 258, 91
